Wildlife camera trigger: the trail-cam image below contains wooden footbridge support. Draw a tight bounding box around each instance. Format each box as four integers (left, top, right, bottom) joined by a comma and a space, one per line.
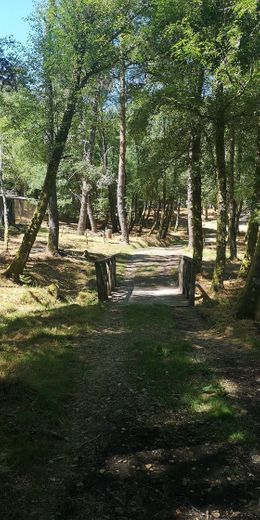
128, 254, 196, 307
178, 255, 196, 306
94, 252, 196, 306
95, 255, 117, 301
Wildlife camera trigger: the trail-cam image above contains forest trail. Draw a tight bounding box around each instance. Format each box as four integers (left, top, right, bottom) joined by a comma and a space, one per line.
113, 246, 190, 306
49, 250, 260, 520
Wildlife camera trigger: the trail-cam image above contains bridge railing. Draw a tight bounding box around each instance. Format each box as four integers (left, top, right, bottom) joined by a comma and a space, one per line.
178, 255, 196, 306
95, 255, 117, 301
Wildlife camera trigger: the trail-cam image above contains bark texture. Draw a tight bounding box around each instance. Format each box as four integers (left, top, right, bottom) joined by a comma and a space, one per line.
78, 96, 98, 235
101, 125, 118, 233
47, 181, 59, 255
117, 59, 129, 243
239, 118, 260, 277
187, 159, 193, 249
235, 231, 260, 320
46, 78, 59, 255
228, 127, 237, 260
212, 87, 227, 291
0, 143, 9, 252
188, 69, 204, 272
190, 130, 203, 272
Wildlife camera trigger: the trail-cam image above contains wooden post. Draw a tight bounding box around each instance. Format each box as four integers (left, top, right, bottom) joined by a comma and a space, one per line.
95, 261, 108, 301
95, 255, 117, 301
178, 255, 196, 306
111, 256, 116, 290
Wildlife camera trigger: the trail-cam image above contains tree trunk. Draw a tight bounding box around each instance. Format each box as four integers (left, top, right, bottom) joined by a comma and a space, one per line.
161, 197, 174, 239
138, 202, 147, 236
78, 180, 97, 234
159, 175, 167, 238
236, 200, 243, 235
4, 79, 80, 281
0, 143, 9, 252
187, 158, 193, 249
149, 201, 161, 235
78, 179, 89, 235
77, 95, 98, 235
86, 189, 97, 233
46, 78, 59, 255
239, 117, 260, 277
191, 130, 203, 272
174, 199, 181, 232
128, 193, 137, 232
47, 181, 59, 254
117, 59, 129, 243
108, 184, 119, 233
228, 127, 237, 260
212, 87, 227, 291
144, 201, 152, 228
239, 215, 259, 278
100, 101, 119, 233
235, 231, 260, 320
188, 70, 204, 271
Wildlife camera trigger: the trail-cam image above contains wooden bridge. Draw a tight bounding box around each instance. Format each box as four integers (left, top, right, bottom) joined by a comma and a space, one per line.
95, 251, 196, 307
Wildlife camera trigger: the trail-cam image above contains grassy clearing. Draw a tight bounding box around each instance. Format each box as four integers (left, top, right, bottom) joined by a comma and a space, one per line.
0, 218, 258, 516
0, 225, 139, 505
0, 301, 103, 473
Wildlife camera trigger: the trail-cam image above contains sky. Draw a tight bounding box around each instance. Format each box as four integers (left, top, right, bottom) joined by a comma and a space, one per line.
0, 0, 35, 44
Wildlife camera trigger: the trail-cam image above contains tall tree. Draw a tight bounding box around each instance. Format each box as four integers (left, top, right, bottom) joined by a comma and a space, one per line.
44, 0, 60, 255
117, 57, 129, 243
3, 0, 135, 280
78, 95, 98, 235
45, 77, 59, 254
212, 82, 227, 291
0, 141, 9, 252
228, 125, 237, 259
239, 114, 260, 277
235, 230, 260, 320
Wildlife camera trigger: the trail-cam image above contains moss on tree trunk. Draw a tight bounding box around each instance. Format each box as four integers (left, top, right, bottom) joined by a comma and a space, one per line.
4, 82, 79, 281
239, 117, 260, 277
235, 232, 260, 320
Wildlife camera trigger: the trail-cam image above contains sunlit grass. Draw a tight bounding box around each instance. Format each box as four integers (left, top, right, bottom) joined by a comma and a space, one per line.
123, 303, 253, 447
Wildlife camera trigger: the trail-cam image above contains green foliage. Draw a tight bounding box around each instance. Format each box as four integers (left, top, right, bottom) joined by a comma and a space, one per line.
0, 0, 258, 234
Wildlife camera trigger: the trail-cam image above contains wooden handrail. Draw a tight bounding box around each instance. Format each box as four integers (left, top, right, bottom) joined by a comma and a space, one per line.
178, 255, 196, 306
95, 255, 117, 301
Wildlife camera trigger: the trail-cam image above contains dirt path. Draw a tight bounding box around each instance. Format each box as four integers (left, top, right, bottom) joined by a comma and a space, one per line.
53, 250, 260, 520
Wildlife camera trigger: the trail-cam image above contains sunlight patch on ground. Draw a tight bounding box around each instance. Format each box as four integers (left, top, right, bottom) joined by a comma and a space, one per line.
218, 378, 238, 396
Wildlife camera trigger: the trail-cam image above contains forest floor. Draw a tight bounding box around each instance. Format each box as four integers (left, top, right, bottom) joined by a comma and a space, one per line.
0, 215, 259, 519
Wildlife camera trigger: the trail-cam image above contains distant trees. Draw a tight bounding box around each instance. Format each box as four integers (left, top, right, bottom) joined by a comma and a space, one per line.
0, 0, 259, 319
3, 0, 141, 280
